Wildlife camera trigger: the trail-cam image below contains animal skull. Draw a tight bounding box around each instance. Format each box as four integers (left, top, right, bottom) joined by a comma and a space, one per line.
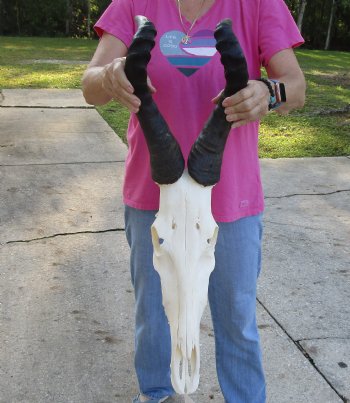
125, 16, 248, 395
151, 171, 218, 393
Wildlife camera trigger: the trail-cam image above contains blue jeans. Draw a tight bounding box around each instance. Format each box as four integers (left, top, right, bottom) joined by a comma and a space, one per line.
125, 205, 266, 403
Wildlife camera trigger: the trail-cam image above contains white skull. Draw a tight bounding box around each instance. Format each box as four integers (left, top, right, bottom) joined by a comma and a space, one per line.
151, 170, 218, 394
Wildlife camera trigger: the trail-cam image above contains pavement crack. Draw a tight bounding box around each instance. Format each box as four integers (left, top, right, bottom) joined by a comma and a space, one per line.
4, 228, 125, 245
263, 219, 325, 232
265, 189, 350, 199
257, 298, 347, 402
294, 340, 349, 402
296, 336, 350, 342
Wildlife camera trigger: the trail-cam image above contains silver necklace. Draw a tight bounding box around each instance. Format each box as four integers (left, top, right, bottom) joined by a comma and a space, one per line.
176, 0, 206, 44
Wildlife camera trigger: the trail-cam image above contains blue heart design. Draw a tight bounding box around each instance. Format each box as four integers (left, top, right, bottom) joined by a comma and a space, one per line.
160, 30, 217, 77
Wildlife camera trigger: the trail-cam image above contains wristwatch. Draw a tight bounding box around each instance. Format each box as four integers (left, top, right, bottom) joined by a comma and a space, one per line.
258, 78, 286, 110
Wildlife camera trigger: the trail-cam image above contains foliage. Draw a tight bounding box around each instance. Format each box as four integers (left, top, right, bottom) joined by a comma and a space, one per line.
0, 0, 350, 49
0, 0, 110, 38
285, 0, 350, 50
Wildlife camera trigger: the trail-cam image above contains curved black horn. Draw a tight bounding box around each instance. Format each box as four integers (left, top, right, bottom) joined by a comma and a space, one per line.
187, 19, 249, 187
124, 16, 185, 185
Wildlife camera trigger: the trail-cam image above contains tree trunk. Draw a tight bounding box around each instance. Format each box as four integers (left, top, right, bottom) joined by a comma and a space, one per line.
15, 0, 21, 35
325, 0, 337, 50
65, 0, 71, 36
0, 0, 3, 35
87, 0, 91, 38
297, 0, 307, 31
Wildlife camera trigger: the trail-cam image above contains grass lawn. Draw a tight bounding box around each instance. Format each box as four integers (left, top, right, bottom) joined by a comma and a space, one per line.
0, 36, 96, 88
259, 49, 350, 158
0, 36, 349, 158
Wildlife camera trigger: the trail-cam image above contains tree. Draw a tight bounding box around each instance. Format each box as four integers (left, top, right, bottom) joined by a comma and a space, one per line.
297, 0, 307, 31
325, 0, 338, 49
15, 0, 21, 35
0, 0, 349, 49
66, 0, 72, 36
86, 0, 91, 38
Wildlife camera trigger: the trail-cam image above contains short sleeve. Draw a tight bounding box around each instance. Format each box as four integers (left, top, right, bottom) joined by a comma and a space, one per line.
94, 0, 135, 47
258, 0, 304, 67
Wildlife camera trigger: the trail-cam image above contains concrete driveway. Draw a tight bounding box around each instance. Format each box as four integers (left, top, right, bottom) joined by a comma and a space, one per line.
0, 89, 349, 402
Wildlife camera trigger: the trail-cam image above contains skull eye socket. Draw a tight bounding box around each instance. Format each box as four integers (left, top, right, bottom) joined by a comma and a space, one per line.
154, 233, 164, 247
151, 224, 165, 251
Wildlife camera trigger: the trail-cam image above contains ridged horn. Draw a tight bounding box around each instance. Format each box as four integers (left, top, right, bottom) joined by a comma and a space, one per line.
124, 16, 185, 185
187, 19, 249, 187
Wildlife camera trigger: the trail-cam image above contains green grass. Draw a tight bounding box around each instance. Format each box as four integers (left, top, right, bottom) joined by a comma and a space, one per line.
259, 49, 350, 157
0, 36, 96, 88
97, 101, 130, 144
259, 114, 350, 158
1, 36, 349, 158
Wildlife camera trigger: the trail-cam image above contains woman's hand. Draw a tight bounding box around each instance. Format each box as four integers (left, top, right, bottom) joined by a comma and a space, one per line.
212, 80, 270, 128
101, 56, 156, 113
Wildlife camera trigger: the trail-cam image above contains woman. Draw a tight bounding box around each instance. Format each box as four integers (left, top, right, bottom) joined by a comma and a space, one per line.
82, 1, 306, 402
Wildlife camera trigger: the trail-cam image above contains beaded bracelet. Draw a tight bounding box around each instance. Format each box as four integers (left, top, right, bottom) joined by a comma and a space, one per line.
257, 78, 277, 110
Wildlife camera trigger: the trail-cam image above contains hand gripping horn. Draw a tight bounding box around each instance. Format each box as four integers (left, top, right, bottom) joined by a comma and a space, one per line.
124, 16, 185, 184
125, 16, 248, 395
188, 18, 249, 185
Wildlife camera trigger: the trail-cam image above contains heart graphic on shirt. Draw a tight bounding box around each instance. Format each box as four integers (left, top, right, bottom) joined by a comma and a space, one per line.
160, 29, 217, 77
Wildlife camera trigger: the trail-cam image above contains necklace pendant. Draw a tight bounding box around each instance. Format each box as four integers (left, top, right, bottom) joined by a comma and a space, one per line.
181, 35, 191, 44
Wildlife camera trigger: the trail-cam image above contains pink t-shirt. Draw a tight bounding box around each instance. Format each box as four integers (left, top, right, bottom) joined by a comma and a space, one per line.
95, 0, 304, 222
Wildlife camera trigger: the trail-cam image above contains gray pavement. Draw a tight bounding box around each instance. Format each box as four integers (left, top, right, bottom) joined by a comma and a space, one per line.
0, 89, 349, 403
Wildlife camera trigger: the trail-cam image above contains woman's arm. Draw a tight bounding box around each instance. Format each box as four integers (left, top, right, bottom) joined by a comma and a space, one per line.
218, 48, 306, 128
265, 48, 306, 115
82, 33, 143, 111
